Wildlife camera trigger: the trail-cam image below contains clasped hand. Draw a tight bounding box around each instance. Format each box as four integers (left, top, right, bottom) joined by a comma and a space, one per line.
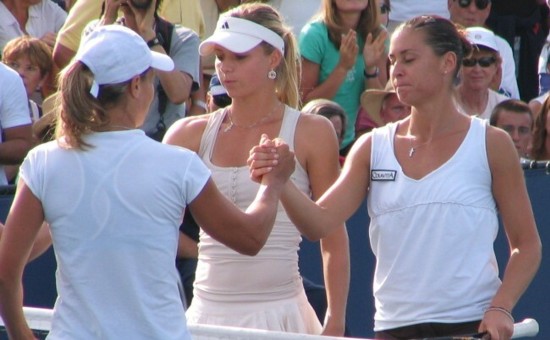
247, 134, 295, 185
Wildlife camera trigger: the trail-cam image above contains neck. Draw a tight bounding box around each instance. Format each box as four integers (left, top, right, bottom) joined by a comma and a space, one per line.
3, 0, 29, 26
407, 100, 461, 139
337, 12, 361, 31
457, 86, 488, 115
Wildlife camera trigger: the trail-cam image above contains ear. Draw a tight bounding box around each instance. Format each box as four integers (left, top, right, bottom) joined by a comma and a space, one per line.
128, 76, 141, 98
441, 51, 457, 76
269, 49, 283, 71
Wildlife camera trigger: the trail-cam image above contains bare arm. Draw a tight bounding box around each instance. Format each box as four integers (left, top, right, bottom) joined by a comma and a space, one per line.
52, 42, 76, 70
301, 30, 358, 103
479, 127, 542, 339
0, 180, 45, 339
0, 125, 33, 165
293, 114, 350, 335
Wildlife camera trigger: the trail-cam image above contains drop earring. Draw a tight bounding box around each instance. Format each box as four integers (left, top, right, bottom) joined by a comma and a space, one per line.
268, 69, 277, 80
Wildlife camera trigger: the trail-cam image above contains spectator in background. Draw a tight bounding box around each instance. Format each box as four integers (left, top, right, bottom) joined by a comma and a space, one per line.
300, 0, 388, 155
2, 36, 52, 123
455, 27, 509, 120
386, 0, 449, 33
88, 0, 200, 141
52, 0, 205, 69
0, 0, 67, 52
356, 80, 410, 137
301, 98, 347, 166
490, 99, 534, 159
0, 63, 33, 185
531, 95, 550, 160
377, 0, 391, 27
448, 0, 520, 100
486, 0, 548, 102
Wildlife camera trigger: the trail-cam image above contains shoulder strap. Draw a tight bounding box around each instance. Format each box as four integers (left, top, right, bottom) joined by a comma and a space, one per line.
150, 16, 175, 140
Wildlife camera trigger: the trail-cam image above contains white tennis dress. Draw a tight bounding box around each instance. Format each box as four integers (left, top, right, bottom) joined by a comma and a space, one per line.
186, 106, 322, 335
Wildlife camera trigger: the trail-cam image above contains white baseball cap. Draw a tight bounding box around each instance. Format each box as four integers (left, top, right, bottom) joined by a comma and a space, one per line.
199, 16, 285, 56
465, 26, 498, 52
75, 25, 174, 97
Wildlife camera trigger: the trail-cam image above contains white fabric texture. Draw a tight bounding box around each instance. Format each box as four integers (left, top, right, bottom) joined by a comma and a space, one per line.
186, 106, 322, 335
21, 130, 210, 339
368, 117, 501, 331
0, 64, 31, 185
0, 0, 67, 51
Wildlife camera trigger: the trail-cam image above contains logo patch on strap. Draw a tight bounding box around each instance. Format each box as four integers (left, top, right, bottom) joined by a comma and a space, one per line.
371, 170, 397, 181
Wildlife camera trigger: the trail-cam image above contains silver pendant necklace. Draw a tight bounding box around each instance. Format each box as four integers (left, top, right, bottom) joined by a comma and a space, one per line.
224, 103, 281, 133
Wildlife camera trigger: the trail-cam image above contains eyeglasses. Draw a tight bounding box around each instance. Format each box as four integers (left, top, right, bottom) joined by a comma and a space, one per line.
380, 4, 390, 14
457, 0, 490, 10
462, 56, 496, 67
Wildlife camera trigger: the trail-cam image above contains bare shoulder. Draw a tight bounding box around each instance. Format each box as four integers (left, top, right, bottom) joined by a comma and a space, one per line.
294, 112, 340, 159
485, 124, 519, 172
163, 112, 212, 152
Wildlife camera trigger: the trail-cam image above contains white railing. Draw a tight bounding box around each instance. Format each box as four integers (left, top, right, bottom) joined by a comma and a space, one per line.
0, 307, 539, 339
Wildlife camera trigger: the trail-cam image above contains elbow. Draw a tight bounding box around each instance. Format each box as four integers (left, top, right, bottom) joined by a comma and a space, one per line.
167, 92, 188, 105
234, 234, 268, 256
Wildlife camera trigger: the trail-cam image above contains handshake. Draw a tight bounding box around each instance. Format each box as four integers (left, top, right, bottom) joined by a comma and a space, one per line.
247, 134, 295, 186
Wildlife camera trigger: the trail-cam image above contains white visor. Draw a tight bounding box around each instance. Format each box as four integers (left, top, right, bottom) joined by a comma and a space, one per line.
199, 17, 284, 56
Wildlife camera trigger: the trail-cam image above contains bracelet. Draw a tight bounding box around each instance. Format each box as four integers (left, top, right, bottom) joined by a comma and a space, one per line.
485, 306, 514, 323
193, 100, 207, 111
364, 66, 379, 79
147, 36, 161, 48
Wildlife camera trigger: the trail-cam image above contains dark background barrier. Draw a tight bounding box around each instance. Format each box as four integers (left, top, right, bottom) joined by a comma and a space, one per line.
0, 167, 548, 338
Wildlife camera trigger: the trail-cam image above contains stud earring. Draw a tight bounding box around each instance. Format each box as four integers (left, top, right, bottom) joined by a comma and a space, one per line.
268, 69, 277, 80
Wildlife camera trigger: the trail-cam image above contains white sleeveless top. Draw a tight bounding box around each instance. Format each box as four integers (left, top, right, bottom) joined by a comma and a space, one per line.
368, 117, 501, 331
193, 106, 311, 303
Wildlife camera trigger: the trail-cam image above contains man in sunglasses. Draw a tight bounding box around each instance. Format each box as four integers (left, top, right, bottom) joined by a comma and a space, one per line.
449, 0, 520, 100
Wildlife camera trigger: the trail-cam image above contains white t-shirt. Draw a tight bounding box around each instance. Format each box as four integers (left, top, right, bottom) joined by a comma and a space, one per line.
389, 0, 449, 22
21, 130, 210, 339
0, 0, 67, 51
0, 63, 31, 184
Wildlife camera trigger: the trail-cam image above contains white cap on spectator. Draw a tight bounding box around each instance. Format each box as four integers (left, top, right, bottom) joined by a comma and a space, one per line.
465, 27, 498, 52
75, 25, 174, 97
199, 16, 284, 56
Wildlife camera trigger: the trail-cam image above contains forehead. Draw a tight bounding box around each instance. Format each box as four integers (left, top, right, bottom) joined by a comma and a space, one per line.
497, 110, 533, 125
389, 28, 427, 55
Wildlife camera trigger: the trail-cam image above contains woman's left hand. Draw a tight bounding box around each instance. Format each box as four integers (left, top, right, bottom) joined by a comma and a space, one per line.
479, 308, 514, 340
363, 30, 387, 70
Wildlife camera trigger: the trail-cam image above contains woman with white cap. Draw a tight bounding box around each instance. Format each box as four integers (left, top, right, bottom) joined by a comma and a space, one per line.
455, 26, 509, 120
164, 2, 350, 336
0, 24, 295, 339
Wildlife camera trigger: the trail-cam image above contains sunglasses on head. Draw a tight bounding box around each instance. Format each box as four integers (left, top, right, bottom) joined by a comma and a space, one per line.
462, 56, 496, 67
380, 3, 390, 14
457, 0, 490, 10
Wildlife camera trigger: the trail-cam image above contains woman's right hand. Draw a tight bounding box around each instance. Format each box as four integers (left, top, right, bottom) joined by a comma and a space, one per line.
338, 30, 359, 71
248, 134, 294, 185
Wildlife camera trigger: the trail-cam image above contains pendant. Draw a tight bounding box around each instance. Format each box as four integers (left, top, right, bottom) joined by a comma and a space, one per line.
409, 147, 415, 158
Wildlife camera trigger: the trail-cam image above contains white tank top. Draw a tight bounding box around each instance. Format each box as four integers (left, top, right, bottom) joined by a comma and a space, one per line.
368, 117, 501, 331
194, 106, 311, 303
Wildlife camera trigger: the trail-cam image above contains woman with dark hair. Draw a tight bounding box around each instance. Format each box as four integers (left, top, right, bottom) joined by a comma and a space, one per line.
252, 15, 541, 340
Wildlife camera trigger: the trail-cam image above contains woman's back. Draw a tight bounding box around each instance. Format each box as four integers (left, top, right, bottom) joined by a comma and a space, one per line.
21, 130, 208, 339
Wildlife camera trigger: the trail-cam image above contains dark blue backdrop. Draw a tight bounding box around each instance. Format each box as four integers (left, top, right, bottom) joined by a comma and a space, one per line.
0, 166, 548, 339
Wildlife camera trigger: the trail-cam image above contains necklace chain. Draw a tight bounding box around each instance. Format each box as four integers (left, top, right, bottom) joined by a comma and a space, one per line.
224, 103, 281, 133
